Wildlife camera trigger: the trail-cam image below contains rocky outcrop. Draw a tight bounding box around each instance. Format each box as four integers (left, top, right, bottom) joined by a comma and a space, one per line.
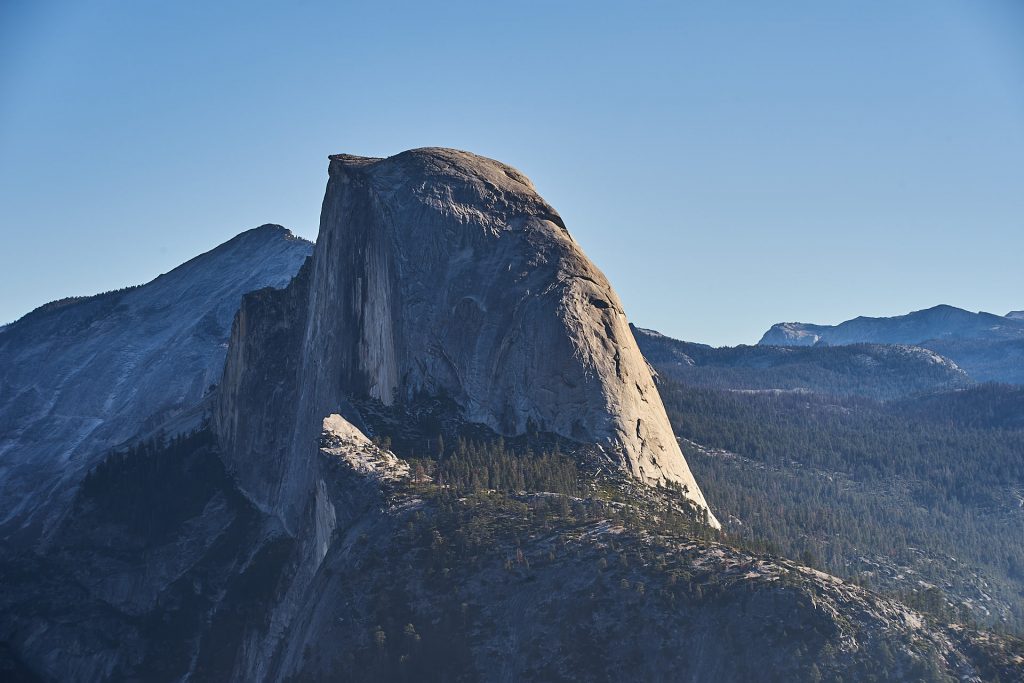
216, 148, 716, 528
320, 414, 409, 482
758, 321, 828, 347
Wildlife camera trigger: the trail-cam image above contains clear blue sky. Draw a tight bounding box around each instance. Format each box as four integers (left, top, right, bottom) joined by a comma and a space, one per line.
2, 1, 1022, 346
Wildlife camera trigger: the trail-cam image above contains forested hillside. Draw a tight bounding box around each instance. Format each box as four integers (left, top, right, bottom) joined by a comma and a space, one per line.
657, 379, 1024, 632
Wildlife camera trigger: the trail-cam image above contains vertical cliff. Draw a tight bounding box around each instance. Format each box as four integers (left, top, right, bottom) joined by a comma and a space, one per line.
216, 148, 716, 528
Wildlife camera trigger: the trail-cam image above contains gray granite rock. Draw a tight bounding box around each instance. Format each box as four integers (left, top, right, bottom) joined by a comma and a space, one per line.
216, 148, 716, 527
0, 225, 312, 539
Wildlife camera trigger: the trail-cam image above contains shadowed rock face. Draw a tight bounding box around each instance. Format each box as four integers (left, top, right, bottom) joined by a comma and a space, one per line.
216, 148, 716, 526
0, 225, 312, 539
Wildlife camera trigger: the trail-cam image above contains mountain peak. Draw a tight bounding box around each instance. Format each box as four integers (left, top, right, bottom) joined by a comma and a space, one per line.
326, 148, 559, 229
230, 223, 309, 244
216, 147, 717, 528
0, 226, 312, 533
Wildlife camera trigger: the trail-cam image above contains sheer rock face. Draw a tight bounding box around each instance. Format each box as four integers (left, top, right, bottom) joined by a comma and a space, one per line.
217, 148, 715, 527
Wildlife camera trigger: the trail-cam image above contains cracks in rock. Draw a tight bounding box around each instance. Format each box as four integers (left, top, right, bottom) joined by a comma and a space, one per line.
635, 417, 649, 459
434, 342, 467, 396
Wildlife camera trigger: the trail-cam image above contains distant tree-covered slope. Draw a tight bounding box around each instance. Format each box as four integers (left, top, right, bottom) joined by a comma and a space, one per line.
652, 373, 1024, 632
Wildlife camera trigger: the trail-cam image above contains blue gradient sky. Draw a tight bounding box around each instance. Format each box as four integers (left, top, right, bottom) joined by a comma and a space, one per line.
2, 1, 1022, 346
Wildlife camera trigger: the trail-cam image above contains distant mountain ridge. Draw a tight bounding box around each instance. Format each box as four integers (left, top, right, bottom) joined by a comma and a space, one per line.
757, 304, 1024, 384
759, 304, 1024, 346
633, 325, 971, 400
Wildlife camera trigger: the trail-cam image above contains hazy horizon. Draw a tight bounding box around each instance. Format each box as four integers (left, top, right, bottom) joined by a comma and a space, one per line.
2, 0, 1022, 346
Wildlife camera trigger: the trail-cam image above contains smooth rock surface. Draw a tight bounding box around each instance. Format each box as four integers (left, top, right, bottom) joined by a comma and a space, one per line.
216, 148, 716, 527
